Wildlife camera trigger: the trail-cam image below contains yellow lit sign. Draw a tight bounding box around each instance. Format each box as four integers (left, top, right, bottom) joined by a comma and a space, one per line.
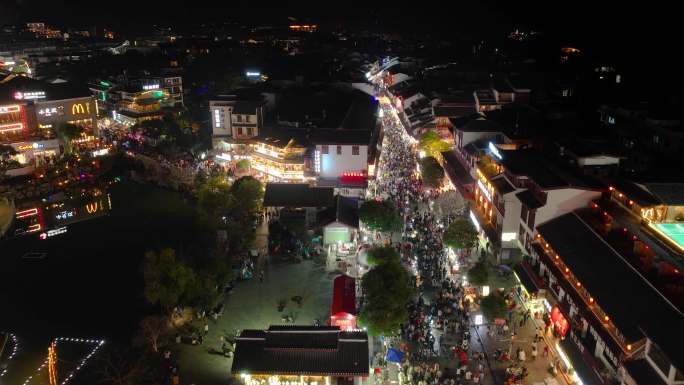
71, 103, 90, 115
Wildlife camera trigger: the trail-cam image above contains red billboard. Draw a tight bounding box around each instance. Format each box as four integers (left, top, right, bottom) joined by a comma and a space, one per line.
551, 305, 569, 337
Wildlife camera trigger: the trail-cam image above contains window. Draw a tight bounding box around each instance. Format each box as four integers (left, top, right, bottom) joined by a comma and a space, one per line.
653, 135, 660, 145
237, 127, 243, 136
352, 145, 359, 155
521, 204, 529, 223
321, 145, 329, 154
247, 127, 253, 136
527, 209, 536, 229
246, 115, 251, 123
237, 115, 242, 122
337, 145, 342, 155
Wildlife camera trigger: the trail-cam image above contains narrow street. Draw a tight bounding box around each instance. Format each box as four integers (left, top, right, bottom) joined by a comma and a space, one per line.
367, 83, 570, 385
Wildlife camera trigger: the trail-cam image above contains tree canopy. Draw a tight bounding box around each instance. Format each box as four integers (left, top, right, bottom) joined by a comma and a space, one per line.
235, 159, 250, 174
359, 259, 414, 336
142, 248, 195, 312
57, 123, 85, 154
419, 131, 451, 159
467, 260, 489, 286
367, 245, 401, 266
419, 156, 444, 188
359, 199, 402, 232
480, 293, 507, 321
196, 175, 262, 255
443, 218, 478, 250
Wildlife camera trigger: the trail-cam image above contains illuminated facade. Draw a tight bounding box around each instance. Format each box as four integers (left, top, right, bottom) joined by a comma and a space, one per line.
232, 326, 368, 385
1, 77, 98, 173
522, 212, 684, 385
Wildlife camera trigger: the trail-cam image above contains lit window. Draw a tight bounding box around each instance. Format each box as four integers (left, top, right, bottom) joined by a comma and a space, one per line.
337, 145, 342, 155
321, 145, 329, 154
352, 145, 359, 155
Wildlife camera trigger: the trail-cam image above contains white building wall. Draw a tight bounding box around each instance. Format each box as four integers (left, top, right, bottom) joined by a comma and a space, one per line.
501, 192, 522, 240
535, 189, 602, 227
210, 102, 233, 140
316, 144, 368, 179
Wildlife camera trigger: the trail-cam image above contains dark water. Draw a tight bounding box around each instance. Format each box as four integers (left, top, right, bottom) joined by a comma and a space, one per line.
0, 182, 205, 344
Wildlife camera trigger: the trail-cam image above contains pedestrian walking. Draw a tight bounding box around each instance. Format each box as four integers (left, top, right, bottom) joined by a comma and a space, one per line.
259, 269, 265, 283
531, 345, 538, 360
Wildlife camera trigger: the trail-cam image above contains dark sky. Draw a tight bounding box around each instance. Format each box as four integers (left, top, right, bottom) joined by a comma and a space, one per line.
0, 0, 676, 64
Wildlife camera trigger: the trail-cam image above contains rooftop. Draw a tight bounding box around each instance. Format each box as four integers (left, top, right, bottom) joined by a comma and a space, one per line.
231, 326, 369, 377
0, 76, 92, 103
498, 149, 602, 190
536, 212, 684, 344
263, 183, 334, 208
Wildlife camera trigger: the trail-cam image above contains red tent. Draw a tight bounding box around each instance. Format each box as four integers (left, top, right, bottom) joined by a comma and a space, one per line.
330, 275, 357, 330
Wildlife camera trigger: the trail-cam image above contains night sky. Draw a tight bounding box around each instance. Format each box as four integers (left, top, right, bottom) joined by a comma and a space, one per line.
0, 0, 677, 71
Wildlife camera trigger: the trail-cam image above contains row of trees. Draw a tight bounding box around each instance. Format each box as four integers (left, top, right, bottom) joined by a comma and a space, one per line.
358, 199, 402, 233
419, 156, 444, 188
359, 246, 414, 335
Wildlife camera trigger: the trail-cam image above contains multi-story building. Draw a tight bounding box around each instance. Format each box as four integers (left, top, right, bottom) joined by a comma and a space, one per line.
1, 76, 97, 174
210, 88, 377, 186
90, 74, 183, 124
520, 209, 684, 385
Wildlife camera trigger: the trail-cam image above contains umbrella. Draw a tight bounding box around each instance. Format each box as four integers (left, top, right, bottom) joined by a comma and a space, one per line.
385, 348, 404, 363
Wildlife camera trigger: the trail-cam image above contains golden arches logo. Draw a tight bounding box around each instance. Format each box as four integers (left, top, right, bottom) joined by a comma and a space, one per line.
71, 103, 90, 115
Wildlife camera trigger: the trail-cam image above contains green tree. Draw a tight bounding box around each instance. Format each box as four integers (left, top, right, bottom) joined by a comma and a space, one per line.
142, 248, 195, 313
467, 260, 489, 286
359, 260, 414, 336
367, 245, 400, 266
419, 156, 444, 187
443, 218, 478, 249
359, 200, 402, 232
57, 123, 84, 154
480, 293, 507, 321
230, 176, 264, 216
235, 159, 250, 174
138, 315, 168, 353
419, 131, 451, 159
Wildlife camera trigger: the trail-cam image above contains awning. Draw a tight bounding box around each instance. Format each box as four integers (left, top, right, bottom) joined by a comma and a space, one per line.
513, 263, 544, 294
558, 338, 606, 385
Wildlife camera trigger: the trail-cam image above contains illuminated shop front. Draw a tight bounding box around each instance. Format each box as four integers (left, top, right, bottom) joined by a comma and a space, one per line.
232, 326, 368, 385
0, 104, 28, 142
9, 139, 60, 166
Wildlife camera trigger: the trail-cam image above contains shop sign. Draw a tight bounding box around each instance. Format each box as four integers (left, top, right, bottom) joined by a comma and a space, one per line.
39, 107, 61, 116
550, 305, 569, 337
17, 143, 43, 151
14, 90, 46, 100
0, 105, 21, 113
71, 103, 90, 115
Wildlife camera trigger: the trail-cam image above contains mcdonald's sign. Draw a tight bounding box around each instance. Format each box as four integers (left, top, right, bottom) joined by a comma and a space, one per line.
71, 102, 90, 115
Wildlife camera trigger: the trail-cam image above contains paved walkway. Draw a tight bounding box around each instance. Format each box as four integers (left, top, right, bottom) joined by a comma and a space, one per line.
173, 255, 335, 385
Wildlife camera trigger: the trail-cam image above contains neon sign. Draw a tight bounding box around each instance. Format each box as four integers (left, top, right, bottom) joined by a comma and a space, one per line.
0, 123, 24, 133
14, 91, 45, 100
477, 180, 492, 202
469, 210, 481, 232
17, 143, 43, 151
489, 142, 502, 160
39, 107, 60, 116
0, 105, 21, 113
71, 103, 90, 115
245, 71, 261, 77
143, 84, 160, 90
16, 208, 39, 218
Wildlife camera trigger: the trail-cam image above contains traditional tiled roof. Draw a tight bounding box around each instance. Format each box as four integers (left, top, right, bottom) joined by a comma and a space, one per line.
231, 326, 369, 377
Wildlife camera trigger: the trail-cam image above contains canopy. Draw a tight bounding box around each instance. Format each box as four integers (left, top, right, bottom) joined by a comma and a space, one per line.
385, 348, 404, 363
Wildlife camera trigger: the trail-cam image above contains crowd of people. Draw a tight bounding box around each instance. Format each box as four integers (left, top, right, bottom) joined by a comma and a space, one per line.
372, 98, 490, 385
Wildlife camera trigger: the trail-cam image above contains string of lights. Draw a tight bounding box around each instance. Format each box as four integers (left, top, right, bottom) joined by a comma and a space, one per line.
0, 333, 19, 378
21, 337, 105, 385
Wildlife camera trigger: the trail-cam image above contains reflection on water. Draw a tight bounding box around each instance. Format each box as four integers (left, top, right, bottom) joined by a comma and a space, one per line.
12, 187, 112, 238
